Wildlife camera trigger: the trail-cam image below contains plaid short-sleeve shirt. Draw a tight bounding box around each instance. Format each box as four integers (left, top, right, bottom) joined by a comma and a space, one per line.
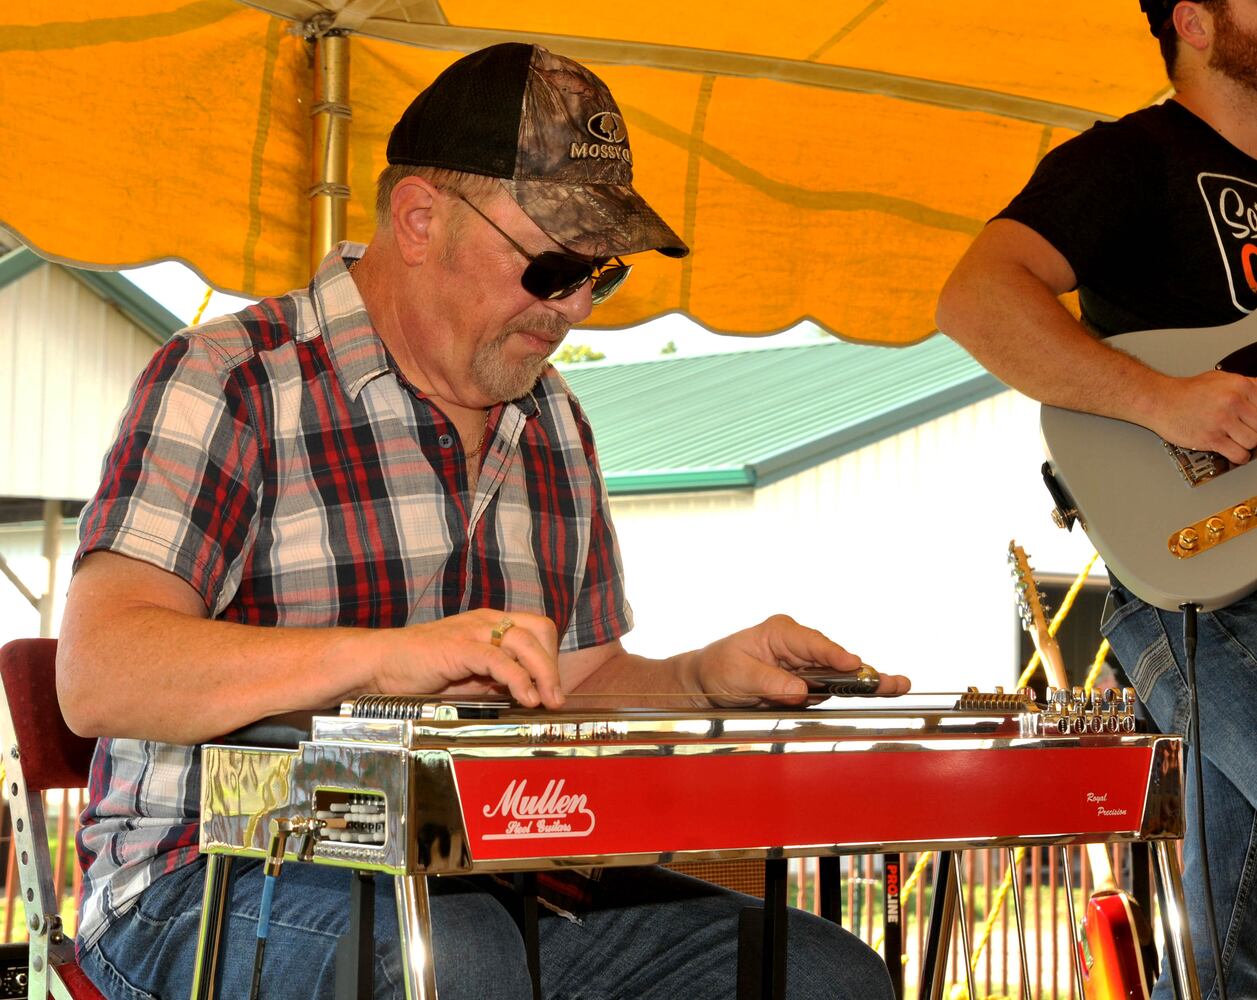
72, 245, 632, 950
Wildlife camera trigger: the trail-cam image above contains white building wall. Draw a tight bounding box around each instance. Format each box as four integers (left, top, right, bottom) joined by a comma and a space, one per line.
609, 389, 1106, 694
0, 263, 163, 644
0, 265, 160, 499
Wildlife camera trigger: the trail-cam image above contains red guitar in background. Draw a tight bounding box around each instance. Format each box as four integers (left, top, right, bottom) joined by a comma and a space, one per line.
1009, 543, 1159, 1000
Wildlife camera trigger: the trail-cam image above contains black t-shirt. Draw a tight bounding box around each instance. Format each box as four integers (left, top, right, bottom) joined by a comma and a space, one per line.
997, 100, 1257, 336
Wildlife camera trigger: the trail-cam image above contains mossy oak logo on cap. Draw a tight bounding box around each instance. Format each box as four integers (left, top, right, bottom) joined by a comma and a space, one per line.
570, 111, 632, 164
587, 112, 626, 143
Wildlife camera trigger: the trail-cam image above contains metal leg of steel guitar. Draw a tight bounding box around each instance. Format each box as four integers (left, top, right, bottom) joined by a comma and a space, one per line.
920, 853, 957, 1000
951, 854, 978, 1000
1006, 849, 1032, 1000
1058, 847, 1088, 1000
395, 873, 440, 1000
188, 853, 233, 1000
919, 852, 979, 1000
1152, 841, 1202, 1000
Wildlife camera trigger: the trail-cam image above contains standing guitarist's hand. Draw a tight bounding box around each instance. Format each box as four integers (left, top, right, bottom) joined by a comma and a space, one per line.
1146, 369, 1257, 465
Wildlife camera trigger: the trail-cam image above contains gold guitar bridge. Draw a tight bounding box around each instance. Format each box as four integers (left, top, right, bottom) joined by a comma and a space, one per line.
1168, 497, 1257, 559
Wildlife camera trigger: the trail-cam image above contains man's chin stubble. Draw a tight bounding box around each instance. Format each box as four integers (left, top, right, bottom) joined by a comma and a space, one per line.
472, 345, 551, 402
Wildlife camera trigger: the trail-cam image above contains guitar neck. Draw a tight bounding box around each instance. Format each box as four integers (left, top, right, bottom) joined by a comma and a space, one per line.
1084, 843, 1120, 894
1013, 545, 1121, 895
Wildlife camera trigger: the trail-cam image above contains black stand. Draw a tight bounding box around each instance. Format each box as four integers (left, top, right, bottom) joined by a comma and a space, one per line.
818, 857, 842, 925
510, 872, 544, 1000
882, 854, 904, 1000
333, 872, 374, 1000
735, 859, 789, 1000
761, 859, 788, 1000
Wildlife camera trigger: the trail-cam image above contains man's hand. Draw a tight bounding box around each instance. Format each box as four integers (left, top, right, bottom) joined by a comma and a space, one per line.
59, 552, 569, 743
1145, 369, 1257, 465
372, 608, 565, 709
686, 614, 911, 708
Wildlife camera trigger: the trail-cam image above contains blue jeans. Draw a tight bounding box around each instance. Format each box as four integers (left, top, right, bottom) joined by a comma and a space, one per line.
1101, 584, 1257, 1000
79, 858, 894, 999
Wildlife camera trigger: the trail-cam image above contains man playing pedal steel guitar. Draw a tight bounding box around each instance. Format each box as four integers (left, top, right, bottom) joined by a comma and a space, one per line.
56, 43, 908, 1000
936, 1, 1257, 995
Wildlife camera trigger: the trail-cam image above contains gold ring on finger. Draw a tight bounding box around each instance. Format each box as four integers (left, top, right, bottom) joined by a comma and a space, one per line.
490, 616, 515, 647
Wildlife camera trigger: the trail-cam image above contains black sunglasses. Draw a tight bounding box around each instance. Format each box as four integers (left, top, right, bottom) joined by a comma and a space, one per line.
455, 194, 631, 306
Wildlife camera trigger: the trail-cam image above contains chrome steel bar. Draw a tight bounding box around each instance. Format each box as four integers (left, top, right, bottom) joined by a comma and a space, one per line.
1153, 840, 1202, 1000
1005, 849, 1032, 1000
1057, 847, 1087, 1000
395, 873, 439, 1000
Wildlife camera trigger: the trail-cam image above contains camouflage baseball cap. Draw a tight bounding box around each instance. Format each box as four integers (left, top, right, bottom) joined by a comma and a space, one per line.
386, 43, 689, 260
1139, 0, 1178, 34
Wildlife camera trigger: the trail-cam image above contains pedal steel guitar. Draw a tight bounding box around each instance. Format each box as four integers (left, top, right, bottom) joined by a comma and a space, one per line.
190, 691, 1198, 1000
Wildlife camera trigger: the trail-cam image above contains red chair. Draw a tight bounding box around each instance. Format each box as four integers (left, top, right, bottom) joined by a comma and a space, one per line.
0, 638, 105, 1000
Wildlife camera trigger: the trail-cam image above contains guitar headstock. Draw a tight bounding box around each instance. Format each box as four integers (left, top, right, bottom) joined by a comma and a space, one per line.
1008, 540, 1068, 688
1009, 542, 1049, 636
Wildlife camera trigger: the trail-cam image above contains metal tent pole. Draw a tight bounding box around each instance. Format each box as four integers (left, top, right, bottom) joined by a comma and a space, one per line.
309, 29, 351, 278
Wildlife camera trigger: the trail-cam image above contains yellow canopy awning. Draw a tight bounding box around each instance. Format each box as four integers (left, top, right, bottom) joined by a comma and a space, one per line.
0, 2, 1167, 342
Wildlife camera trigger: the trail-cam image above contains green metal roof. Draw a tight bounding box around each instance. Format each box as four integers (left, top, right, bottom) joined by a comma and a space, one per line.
0, 247, 182, 344
560, 337, 1003, 495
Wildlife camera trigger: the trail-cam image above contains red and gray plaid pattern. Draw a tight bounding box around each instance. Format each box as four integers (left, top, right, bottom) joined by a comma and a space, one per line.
72, 245, 632, 950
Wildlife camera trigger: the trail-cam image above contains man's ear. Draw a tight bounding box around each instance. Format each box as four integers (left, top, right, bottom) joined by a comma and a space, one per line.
390, 176, 439, 266
1174, 1, 1212, 54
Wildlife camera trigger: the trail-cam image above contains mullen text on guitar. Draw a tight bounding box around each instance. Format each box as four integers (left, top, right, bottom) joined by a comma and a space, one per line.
1040, 309, 1257, 611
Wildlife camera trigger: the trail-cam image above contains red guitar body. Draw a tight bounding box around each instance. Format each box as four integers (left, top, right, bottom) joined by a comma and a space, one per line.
1080, 889, 1158, 1000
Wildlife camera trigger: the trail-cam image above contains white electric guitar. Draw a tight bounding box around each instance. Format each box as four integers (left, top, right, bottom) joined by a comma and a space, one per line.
1041, 309, 1257, 611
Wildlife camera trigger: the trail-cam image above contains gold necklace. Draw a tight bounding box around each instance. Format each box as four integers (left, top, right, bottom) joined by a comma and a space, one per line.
463, 408, 490, 459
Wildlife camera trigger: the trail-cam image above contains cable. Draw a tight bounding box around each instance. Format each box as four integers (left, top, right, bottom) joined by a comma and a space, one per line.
251, 819, 297, 1000
1180, 602, 1227, 1000
249, 874, 276, 1000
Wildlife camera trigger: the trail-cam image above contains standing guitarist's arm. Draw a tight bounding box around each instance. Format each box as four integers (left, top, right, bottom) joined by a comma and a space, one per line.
936, 218, 1257, 465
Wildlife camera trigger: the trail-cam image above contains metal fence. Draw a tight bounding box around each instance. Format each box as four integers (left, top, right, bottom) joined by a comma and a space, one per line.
673, 846, 1164, 1000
